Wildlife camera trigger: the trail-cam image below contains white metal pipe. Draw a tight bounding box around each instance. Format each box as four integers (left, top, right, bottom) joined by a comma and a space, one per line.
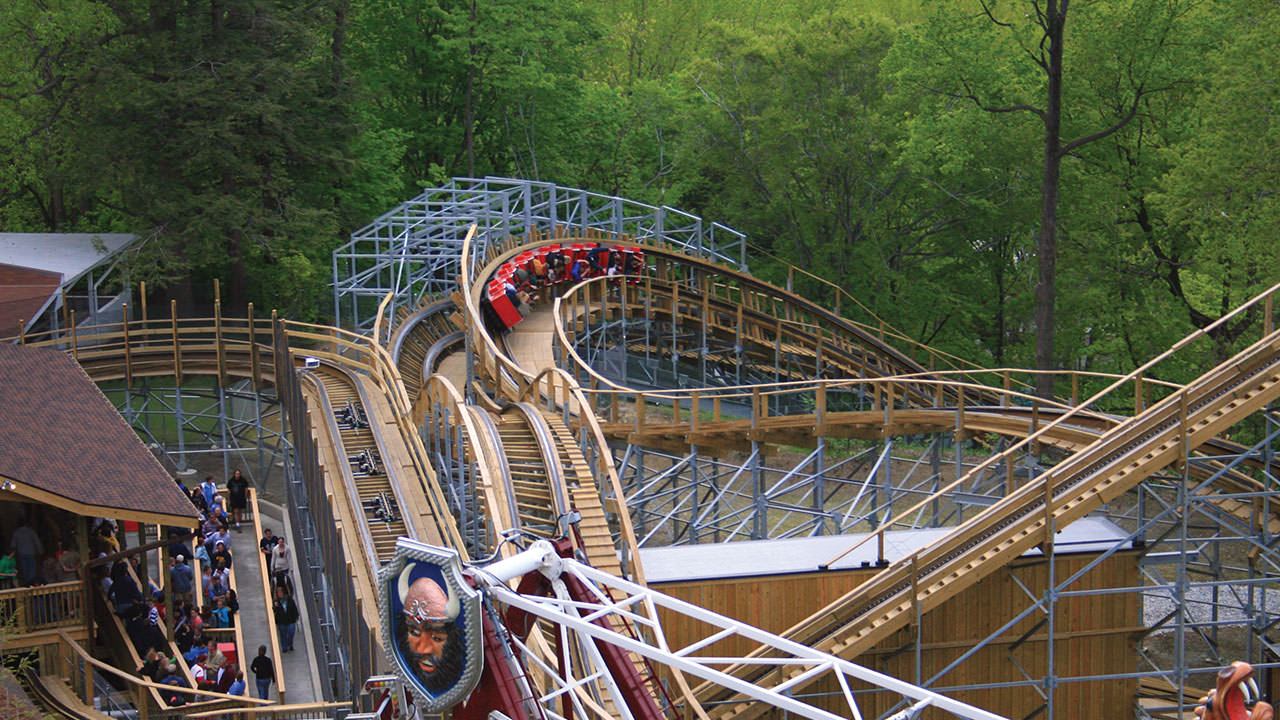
479, 539, 559, 583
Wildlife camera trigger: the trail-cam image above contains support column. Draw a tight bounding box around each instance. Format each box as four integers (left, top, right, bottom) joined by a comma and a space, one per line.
219, 383, 231, 480
751, 443, 765, 540
689, 445, 700, 543
254, 391, 266, 489
930, 438, 942, 528
813, 438, 827, 536
174, 382, 187, 472
1044, 512, 1057, 718
875, 439, 893, 527
633, 447, 647, 539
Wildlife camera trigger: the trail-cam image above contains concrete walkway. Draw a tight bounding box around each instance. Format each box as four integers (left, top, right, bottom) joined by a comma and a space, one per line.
236, 500, 321, 705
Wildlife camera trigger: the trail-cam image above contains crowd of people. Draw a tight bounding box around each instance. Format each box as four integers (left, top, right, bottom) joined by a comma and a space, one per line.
2, 459, 311, 709
3, 462, 294, 708
124, 469, 285, 706
1, 515, 83, 591
136, 640, 246, 706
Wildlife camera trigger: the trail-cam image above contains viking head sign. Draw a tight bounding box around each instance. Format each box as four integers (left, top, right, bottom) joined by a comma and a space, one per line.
379, 540, 482, 712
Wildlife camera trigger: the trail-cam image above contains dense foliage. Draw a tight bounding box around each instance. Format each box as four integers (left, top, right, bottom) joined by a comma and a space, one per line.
2, 0, 1276, 383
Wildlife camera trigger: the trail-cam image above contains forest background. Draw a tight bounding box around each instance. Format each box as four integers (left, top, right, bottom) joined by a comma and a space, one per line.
2, 0, 1276, 391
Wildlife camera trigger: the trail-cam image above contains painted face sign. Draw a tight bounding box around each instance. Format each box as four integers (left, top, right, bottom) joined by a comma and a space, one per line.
378, 539, 483, 713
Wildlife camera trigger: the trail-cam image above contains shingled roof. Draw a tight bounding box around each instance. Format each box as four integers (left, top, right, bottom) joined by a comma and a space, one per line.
0, 344, 198, 525
0, 264, 61, 338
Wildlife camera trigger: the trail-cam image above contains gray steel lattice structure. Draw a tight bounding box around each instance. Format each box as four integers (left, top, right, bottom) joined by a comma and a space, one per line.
333, 177, 747, 340
109, 377, 288, 489
355, 180, 1280, 719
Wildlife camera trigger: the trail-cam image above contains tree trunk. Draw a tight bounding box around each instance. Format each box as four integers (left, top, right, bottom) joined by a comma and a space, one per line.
463, 0, 478, 177
331, 0, 347, 84
47, 177, 67, 231
222, 170, 247, 312
1035, 0, 1067, 398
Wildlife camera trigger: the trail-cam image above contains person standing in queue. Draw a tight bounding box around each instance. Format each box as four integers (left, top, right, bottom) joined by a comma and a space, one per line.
273, 586, 299, 653
226, 470, 249, 531
250, 645, 274, 700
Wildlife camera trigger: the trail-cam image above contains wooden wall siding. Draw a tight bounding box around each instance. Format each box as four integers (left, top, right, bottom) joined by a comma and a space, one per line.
652, 551, 1141, 719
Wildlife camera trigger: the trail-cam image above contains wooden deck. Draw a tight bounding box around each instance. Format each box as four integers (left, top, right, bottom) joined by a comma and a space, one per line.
504, 305, 559, 375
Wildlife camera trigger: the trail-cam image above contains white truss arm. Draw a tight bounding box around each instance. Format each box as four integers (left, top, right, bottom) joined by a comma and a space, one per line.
471, 541, 1007, 720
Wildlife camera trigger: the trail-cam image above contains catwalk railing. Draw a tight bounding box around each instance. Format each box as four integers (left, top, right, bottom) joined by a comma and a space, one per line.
552, 274, 1187, 416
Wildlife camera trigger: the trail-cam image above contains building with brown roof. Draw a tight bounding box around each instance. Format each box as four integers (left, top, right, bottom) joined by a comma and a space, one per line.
0, 343, 198, 664
0, 233, 137, 339
0, 344, 197, 527
0, 264, 62, 339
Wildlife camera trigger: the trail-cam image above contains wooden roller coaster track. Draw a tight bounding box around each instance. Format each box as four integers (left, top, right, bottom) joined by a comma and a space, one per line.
11, 220, 1280, 720
445, 229, 1280, 719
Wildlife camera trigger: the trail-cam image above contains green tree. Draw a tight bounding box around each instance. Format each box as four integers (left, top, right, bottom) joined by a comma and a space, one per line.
0, 0, 118, 230
349, 0, 601, 190
678, 12, 981, 350
80, 0, 360, 316
1148, 1, 1280, 358
888, 0, 1190, 395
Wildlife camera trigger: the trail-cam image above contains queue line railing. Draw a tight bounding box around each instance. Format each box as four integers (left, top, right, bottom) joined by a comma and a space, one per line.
247, 486, 287, 704
46, 627, 275, 719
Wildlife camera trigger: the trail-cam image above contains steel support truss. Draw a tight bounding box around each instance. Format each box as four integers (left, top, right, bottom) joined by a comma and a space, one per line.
334, 177, 748, 339
107, 376, 289, 488
473, 539, 1007, 720
607, 401, 1280, 719
613, 435, 1014, 546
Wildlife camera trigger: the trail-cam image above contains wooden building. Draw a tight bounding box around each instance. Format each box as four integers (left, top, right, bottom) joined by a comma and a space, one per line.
0, 344, 199, 704
640, 518, 1142, 719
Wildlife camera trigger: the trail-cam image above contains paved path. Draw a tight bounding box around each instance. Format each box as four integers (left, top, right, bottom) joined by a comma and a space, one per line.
236, 501, 321, 705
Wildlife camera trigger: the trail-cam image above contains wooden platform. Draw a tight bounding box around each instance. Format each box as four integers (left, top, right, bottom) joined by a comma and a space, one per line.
505, 306, 559, 375
435, 350, 468, 390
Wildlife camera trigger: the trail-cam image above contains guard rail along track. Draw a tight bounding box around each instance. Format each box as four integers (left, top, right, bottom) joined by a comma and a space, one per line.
440, 225, 1280, 719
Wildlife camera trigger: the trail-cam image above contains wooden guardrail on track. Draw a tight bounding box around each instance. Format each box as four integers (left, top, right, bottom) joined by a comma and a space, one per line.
457, 227, 646, 581
552, 273, 1186, 415
413, 374, 511, 557
691, 283, 1280, 720
547, 274, 1280, 541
